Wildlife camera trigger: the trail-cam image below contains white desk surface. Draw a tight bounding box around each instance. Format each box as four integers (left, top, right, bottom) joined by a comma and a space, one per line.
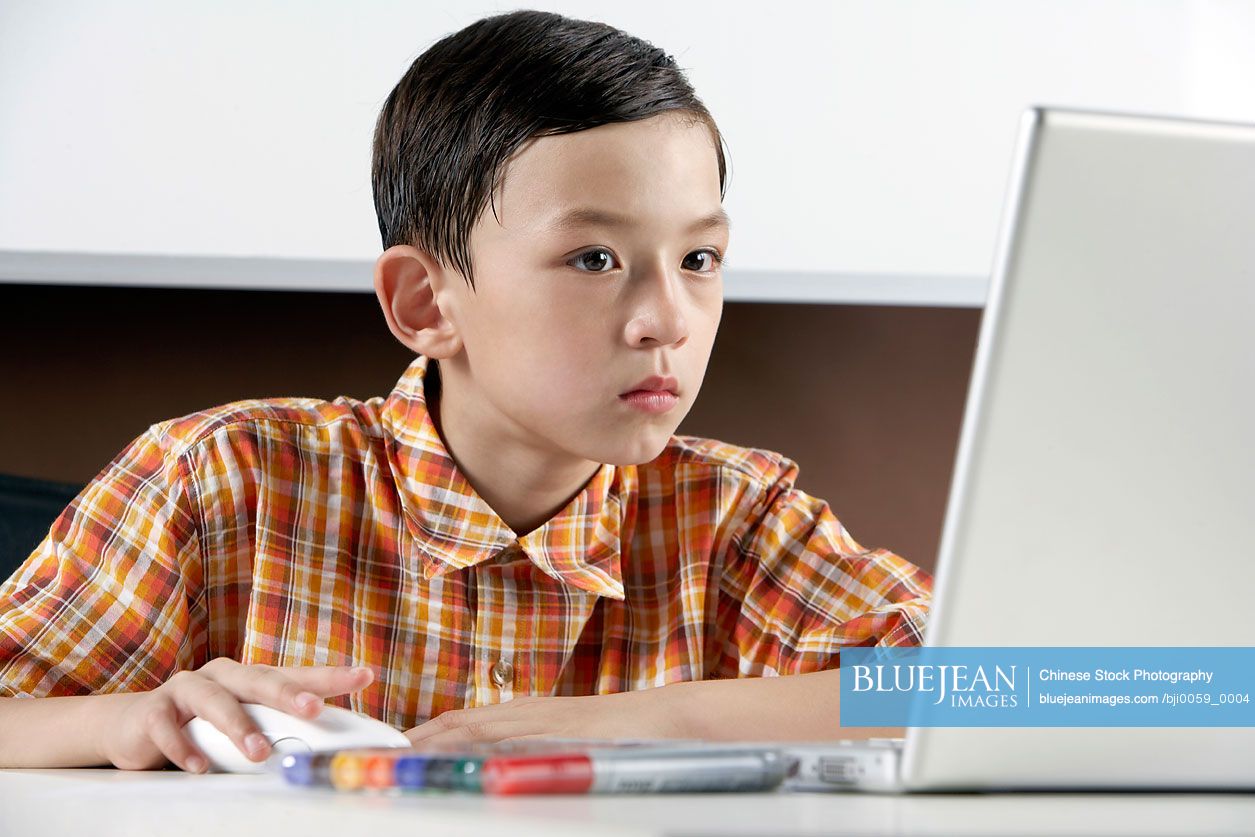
2, 768, 1253, 836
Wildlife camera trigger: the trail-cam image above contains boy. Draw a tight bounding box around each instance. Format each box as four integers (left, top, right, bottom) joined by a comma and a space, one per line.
0, 9, 931, 772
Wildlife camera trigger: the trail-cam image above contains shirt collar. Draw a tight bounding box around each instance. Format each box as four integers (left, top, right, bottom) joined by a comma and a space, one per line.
381, 354, 626, 600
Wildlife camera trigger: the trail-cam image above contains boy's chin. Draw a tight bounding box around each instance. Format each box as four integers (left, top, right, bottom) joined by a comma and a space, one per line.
593, 433, 674, 468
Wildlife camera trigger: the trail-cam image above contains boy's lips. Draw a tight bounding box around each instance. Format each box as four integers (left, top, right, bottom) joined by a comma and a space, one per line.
620, 375, 679, 397
619, 389, 680, 415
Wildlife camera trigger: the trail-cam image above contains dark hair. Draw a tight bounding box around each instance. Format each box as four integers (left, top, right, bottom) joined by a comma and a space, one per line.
371, 9, 729, 289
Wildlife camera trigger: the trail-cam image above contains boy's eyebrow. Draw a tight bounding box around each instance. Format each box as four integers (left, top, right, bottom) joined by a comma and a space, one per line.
543, 207, 732, 235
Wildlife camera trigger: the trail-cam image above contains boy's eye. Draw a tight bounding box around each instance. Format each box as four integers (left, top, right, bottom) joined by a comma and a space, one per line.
682, 249, 724, 273
570, 248, 617, 272
567, 248, 725, 274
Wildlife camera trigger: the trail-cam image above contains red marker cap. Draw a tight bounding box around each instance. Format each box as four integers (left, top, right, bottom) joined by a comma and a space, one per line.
481, 754, 594, 795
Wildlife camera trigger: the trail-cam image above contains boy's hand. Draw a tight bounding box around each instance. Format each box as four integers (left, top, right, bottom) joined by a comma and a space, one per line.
403, 687, 688, 748
402, 669, 899, 747
97, 657, 375, 773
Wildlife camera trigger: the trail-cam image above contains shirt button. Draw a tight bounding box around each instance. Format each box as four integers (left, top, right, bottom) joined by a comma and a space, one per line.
490, 658, 514, 688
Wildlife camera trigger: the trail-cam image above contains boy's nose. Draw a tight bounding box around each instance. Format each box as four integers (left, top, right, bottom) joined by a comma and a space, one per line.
625, 267, 690, 348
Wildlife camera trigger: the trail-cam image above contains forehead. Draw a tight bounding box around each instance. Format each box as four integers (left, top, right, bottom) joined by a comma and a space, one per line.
485, 113, 725, 234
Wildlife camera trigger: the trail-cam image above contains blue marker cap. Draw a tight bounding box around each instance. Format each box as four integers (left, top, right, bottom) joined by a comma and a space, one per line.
281, 752, 314, 786
280, 751, 336, 787
394, 754, 431, 790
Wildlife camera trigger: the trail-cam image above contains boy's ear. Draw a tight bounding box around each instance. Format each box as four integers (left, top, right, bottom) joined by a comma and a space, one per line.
373, 245, 464, 359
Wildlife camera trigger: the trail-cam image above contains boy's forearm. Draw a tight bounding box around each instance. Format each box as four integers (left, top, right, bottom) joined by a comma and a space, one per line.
0, 692, 135, 768
669, 668, 905, 741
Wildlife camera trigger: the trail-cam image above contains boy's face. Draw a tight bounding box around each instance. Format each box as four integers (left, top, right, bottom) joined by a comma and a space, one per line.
438, 112, 728, 467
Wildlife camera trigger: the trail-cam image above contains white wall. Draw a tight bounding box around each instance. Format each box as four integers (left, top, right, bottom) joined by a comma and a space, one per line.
2, 0, 1254, 295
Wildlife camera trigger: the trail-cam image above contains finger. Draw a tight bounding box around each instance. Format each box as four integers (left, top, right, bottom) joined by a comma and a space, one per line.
243, 664, 375, 719
143, 696, 211, 773
498, 733, 562, 745
404, 701, 525, 740
404, 708, 468, 745
407, 714, 529, 748
202, 661, 374, 721
405, 695, 558, 744
174, 676, 275, 763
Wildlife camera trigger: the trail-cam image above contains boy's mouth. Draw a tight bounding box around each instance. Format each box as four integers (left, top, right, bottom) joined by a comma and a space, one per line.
620, 375, 679, 397
618, 389, 680, 414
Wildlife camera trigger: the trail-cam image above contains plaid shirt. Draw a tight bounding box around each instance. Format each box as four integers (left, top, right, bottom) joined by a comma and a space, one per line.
0, 354, 932, 729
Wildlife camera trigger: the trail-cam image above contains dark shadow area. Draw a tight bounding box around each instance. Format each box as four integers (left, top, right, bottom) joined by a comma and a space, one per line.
0, 283, 982, 574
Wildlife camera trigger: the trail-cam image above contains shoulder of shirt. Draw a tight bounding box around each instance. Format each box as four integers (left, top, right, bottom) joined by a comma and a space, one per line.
640, 434, 802, 493
141, 395, 382, 460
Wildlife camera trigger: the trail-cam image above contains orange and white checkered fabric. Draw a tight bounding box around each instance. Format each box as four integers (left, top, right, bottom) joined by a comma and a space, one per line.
0, 354, 932, 729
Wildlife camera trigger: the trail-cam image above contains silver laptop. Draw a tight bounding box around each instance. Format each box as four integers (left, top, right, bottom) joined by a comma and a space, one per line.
788, 105, 1255, 792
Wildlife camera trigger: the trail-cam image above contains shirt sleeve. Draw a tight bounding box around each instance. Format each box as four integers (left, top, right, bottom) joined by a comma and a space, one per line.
0, 424, 205, 698
710, 459, 934, 678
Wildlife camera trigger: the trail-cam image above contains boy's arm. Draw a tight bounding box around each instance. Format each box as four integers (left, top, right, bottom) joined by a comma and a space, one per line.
0, 662, 378, 770
0, 425, 204, 766
404, 666, 904, 746
0, 422, 383, 773
665, 668, 906, 741
0, 692, 137, 767
0, 424, 202, 699
706, 462, 933, 680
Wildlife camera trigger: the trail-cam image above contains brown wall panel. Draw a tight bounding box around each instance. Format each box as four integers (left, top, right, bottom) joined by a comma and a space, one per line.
689, 302, 982, 574
0, 284, 981, 573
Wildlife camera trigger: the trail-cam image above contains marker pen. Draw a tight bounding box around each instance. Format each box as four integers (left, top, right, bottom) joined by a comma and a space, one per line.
330, 734, 664, 785
330, 751, 369, 790
394, 752, 432, 790
421, 755, 455, 790
419, 755, 488, 791
481, 748, 789, 795
297, 749, 476, 793
481, 753, 591, 794
452, 756, 488, 792
279, 752, 337, 788
363, 752, 400, 789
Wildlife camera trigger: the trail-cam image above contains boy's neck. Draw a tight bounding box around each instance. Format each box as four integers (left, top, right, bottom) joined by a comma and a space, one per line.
424, 358, 604, 538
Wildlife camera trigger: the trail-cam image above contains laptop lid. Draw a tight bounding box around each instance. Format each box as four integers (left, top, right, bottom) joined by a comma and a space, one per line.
901, 107, 1255, 791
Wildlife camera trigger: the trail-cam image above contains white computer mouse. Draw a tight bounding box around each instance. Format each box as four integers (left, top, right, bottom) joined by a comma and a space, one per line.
182, 702, 411, 774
